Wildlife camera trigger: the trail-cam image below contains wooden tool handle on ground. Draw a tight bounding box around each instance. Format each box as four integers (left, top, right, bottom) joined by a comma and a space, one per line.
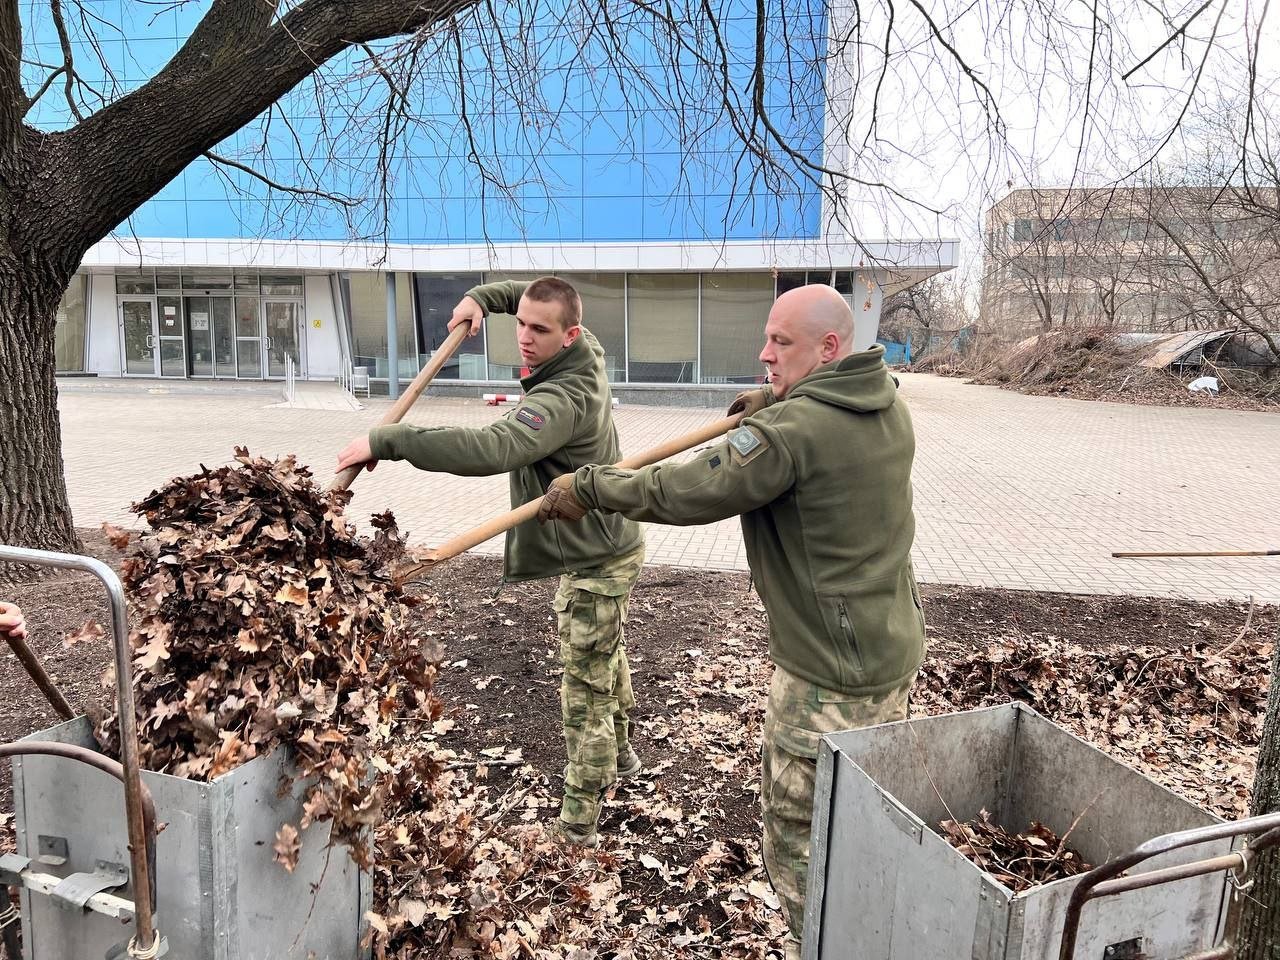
4, 631, 75, 720
329, 324, 471, 493
396, 413, 743, 580
1112, 549, 1279, 559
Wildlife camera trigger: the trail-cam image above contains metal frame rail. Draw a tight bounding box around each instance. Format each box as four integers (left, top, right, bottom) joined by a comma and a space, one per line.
1058, 811, 1280, 960
0, 546, 161, 959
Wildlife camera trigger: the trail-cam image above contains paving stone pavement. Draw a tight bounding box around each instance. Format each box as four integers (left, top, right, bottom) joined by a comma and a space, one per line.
54, 373, 1280, 603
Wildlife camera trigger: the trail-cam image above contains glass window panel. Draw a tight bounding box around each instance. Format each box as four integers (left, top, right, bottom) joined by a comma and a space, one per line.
184, 296, 214, 376
776, 271, 806, 297
234, 273, 259, 293
160, 339, 186, 377
481, 272, 541, 380
343, 273, 414, 380
116, 270, 155, 295
560, 272, 625, 382
54, 275, 88, 373
237, 338, 262, 378
157, 295, 183, 339
700, 272, 772, 384
395, 273, 416, 381
182, 271, 232, 290
627, 273, 697, 383
260, 273, 304, 296
212, 298, 235, 373
236, 297, 260, 338
412, 273, 483, 380
155, 272, 181, 290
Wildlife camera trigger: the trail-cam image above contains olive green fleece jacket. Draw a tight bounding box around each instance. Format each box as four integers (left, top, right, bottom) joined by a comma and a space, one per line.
369, 281, 642, 582
572, 345, 925, 696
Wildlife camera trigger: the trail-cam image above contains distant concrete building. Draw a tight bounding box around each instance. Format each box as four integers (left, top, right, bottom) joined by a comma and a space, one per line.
981, 187, 1276, 340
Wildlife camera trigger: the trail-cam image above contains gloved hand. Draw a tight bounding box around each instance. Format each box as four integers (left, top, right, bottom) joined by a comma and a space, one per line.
538, 475, 589, 524
727, 387, 769, 417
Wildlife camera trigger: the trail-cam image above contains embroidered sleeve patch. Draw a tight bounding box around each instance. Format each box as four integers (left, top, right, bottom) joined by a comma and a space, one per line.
514, 407, 546, 431
727, 426, 770, 465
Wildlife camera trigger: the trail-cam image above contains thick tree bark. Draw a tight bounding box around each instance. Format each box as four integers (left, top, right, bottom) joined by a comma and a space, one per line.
0, 259, 82, 569
1235, 634, 1280, 959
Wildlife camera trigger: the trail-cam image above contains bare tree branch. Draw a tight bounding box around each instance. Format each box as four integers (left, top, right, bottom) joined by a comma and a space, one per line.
204, 150, 361, 207
1121, 0, 1216, 81
48, 0, 85, 121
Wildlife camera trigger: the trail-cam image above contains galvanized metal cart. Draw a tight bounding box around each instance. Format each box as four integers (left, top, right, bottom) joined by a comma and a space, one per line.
0, 545, 161, 960
1, 545, 369, 960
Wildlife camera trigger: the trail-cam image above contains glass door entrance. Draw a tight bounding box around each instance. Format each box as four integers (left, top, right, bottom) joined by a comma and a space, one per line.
121, 299, 157, 376
235, 298, 262, 378
263, 300, 301, 379
184, 296, 235, 377
155, 296, 186, 377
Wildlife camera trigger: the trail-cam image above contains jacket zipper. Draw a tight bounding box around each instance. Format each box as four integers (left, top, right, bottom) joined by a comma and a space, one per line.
838, 600, 864, 670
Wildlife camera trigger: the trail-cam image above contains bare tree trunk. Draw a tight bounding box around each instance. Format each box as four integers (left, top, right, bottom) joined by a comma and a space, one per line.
0, 261, 82, 573
1235, 633, 1280, 959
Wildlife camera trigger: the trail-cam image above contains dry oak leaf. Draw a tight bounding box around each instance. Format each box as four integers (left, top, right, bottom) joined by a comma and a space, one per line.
273, 822, 302, 873
101, 522, 133, 550
64, 619, 105, 648
134, 627, 171, 671
274, 582, 309, 606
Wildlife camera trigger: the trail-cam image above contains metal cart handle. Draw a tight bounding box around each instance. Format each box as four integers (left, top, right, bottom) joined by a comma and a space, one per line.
1058, 811, 1280, 960
0, 546, 159, 956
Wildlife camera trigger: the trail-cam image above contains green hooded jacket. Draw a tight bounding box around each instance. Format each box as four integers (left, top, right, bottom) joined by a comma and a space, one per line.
572, 345, 924, 696
369, 281, 642, 582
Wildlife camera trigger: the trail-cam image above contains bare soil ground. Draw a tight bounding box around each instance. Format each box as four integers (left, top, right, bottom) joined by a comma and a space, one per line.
1, 528, 1273, 955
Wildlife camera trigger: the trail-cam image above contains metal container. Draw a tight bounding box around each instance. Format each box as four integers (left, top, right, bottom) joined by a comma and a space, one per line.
803, 703, 1232, 960
12, 716, 372, 960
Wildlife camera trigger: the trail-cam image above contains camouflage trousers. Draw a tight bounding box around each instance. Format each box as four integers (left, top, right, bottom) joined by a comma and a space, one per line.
761, 665, 915, 954
555, 543, 646, 828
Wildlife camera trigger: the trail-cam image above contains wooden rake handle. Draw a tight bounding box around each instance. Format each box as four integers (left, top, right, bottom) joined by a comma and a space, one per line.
328, 324, 472, 493
395, 413, 744, 581
1112, 550, 1279, 559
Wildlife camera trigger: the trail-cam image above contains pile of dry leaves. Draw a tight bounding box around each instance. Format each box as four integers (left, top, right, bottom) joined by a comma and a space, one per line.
917, 628, 1271, 819
97, 448, 442, 865
937, 811, 1092, 893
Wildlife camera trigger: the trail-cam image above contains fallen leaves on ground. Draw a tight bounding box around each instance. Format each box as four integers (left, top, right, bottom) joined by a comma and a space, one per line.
916, 630, 1271, 819
366, 619, 789, 959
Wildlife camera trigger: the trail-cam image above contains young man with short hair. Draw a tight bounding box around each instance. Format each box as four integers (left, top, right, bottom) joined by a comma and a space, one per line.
337, 276, 645, 846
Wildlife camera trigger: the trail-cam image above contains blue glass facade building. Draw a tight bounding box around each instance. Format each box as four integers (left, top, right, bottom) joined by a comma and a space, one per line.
34, 1, 955, 386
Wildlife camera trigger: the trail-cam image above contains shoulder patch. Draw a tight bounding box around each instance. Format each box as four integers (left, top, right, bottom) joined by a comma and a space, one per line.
515, 407, 546, 431
727, 426, 770, 465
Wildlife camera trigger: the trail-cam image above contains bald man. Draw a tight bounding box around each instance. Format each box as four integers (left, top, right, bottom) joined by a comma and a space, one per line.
539, 283, 925, 955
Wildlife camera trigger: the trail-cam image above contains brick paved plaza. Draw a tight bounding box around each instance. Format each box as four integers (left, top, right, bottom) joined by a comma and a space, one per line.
56, 373, 1280, 602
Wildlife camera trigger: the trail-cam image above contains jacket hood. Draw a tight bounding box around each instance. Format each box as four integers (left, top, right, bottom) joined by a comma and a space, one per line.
786, 344, 898, 412
521, 327, 600, 390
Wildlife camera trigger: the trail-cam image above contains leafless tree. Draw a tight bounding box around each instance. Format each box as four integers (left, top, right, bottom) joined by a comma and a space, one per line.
880, 273, 974, 342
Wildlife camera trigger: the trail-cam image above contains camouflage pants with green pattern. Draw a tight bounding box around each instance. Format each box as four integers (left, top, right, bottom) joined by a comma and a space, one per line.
761, 664, 915, 954
555, 543, 646, 828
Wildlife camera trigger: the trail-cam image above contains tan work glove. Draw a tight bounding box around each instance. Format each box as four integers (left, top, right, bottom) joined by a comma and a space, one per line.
727, 387, 769, 417
538, 475, 589, 524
